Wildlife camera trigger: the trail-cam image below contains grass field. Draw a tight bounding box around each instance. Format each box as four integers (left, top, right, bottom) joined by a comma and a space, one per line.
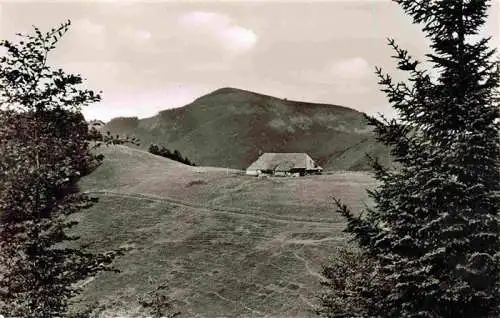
72, 145, 377, 317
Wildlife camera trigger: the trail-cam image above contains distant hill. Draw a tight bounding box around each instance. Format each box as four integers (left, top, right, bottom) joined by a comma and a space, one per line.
103, 87, 391, 170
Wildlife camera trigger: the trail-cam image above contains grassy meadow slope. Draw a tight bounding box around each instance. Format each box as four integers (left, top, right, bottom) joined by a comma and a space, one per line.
72, 145, 377, 317
103, 87, 390, 171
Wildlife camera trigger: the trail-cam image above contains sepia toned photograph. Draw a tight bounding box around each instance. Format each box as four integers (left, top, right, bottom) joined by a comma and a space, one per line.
0, 0, 499, 317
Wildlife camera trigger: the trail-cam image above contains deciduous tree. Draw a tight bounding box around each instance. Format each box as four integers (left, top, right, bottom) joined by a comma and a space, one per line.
0, 21, 131, 317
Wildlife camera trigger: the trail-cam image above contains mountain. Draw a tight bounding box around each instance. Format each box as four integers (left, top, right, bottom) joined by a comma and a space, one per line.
102, 87, 391, 170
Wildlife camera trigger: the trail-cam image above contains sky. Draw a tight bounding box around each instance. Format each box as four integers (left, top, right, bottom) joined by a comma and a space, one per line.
0, 0, 498, 121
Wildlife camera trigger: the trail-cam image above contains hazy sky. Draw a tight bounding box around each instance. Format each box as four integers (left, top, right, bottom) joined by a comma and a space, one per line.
0, 0, 498, 121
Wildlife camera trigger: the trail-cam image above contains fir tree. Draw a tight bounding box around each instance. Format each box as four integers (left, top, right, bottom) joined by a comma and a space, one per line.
321, 0, 500, 317
0, 21, 131, 316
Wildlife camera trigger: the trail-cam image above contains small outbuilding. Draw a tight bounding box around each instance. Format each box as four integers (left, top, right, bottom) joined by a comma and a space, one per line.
246, 152, 323, 177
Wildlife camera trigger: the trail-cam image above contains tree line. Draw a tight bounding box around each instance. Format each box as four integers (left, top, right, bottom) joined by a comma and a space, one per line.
148, 143, 196, 166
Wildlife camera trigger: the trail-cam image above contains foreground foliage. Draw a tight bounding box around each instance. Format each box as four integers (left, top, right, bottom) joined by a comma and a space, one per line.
320, 0, 500, 317
316, 245, 386, 317
0, 21, 125, 317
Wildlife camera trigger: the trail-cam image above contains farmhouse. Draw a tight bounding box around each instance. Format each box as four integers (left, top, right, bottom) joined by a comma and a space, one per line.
246, 153, 323, 177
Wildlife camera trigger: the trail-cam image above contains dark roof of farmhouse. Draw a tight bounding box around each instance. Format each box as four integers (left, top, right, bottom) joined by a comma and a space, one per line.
246, 153, 321, 171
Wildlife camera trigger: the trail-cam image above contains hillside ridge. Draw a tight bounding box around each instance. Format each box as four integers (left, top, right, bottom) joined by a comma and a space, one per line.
193, 87, 360, 112
102, 87, 391, 170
